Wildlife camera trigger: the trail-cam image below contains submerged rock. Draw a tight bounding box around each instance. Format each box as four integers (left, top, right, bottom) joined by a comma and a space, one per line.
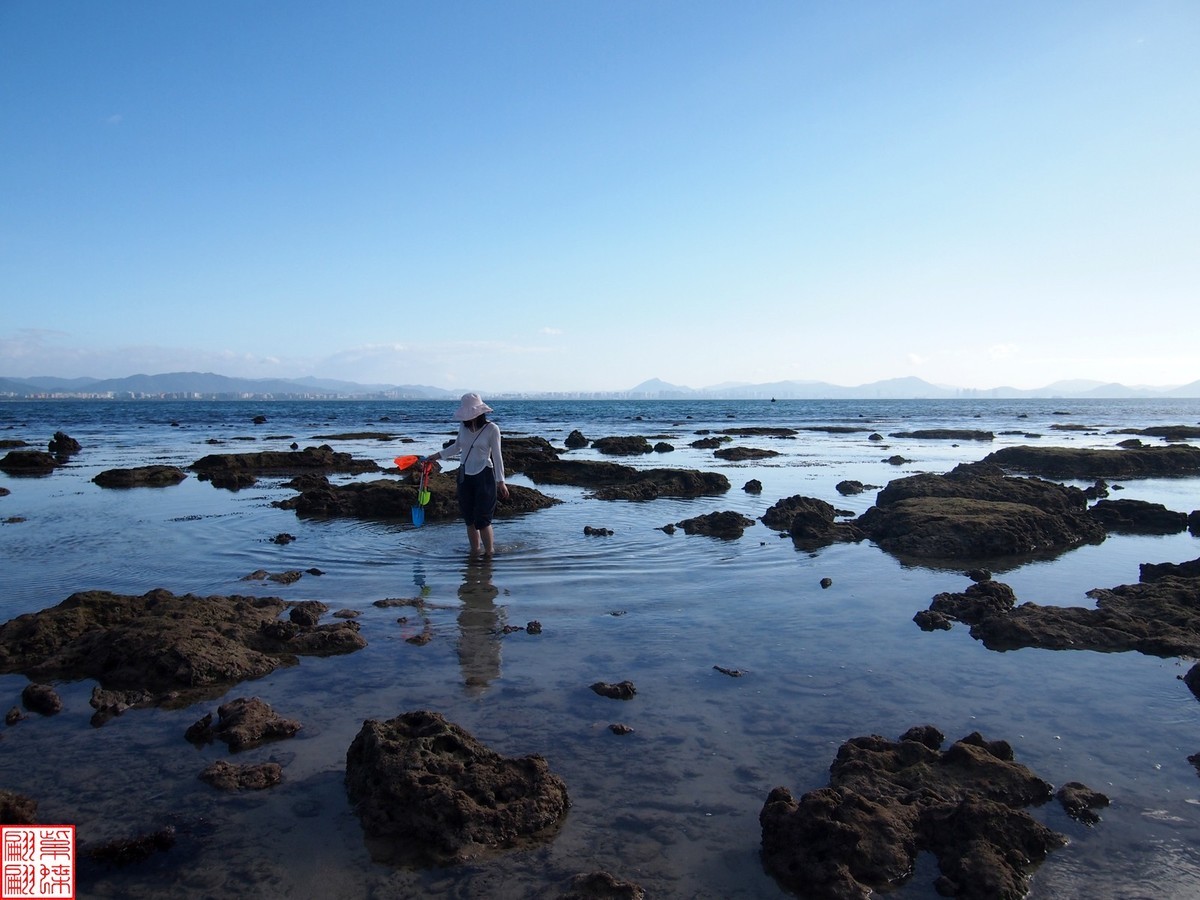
591, 681, 637, 700
199, 760, 284, 791
559, 871, 646, 899
344, 710, 569, 865
760, 727, 1065, 899
0, 790, 38, 824
88, 826, 176, 866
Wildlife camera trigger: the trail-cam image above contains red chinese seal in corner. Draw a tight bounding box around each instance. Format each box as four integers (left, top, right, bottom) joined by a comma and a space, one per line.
1, 826, 75, 900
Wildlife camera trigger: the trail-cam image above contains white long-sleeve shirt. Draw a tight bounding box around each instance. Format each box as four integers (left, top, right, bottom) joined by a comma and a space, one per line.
436, 421, 505, 484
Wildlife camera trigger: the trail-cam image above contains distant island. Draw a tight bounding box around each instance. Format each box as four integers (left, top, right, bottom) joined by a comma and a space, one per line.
1, 372, 1198, 401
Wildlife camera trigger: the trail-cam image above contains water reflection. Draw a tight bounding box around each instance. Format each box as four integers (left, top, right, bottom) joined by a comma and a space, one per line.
456, 558, 504, 695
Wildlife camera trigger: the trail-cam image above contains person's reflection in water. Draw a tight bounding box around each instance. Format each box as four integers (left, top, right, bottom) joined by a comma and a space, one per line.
456, 558, 504, 696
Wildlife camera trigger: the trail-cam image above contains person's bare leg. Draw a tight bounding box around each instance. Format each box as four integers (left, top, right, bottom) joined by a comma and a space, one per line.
466, 524, 482, 554
480, 524, 495, 555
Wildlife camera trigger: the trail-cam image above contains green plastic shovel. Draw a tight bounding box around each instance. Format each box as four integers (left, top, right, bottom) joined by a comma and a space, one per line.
411, 462, 432, 526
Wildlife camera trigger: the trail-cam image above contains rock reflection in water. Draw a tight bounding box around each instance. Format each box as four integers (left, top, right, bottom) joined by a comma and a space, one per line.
456, 559, 504, 695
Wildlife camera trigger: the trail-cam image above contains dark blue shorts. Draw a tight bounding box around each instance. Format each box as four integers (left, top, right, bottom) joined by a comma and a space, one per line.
457, 468, 497, 529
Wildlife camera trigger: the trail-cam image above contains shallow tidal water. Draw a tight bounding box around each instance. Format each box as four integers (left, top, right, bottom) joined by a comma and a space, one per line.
1, 397, 1199, 898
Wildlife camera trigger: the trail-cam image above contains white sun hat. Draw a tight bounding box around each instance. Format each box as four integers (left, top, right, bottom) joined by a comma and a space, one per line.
453, 392, 493, 421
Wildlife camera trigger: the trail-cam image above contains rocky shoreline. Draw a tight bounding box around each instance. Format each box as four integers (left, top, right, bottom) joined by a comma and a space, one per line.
2, 419, 1199, 897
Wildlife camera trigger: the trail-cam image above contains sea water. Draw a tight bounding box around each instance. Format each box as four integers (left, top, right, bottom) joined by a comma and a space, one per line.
1, 398, 1199, 898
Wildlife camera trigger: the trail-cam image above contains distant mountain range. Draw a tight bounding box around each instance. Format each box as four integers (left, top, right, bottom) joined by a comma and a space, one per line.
1, 372, 1198, 400
624, 376, 1200, 400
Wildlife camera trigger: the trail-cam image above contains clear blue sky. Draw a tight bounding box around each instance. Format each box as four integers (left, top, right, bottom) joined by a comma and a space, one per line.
2, 1, 1197, 391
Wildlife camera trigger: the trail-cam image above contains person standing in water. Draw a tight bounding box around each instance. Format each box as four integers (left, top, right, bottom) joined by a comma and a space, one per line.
423, 392, 510, 555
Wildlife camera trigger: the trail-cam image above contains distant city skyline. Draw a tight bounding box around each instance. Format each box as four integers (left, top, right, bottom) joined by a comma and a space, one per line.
2, 370, 1197, 401
3, 3, 1198, 392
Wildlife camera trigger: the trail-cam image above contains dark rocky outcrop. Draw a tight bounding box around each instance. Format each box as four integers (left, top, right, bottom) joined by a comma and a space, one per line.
591, 436, 653, 456
500, 436, 563, 473
923, 560, 1200, 657
674, 511, 755, 539
48, 431, 82, 456
1111, 425, 1200, 441
1142, 557, 1200, 582
186, 697, 301, 751
21, 682, 62, 715
914, 609, 954, 631
888, 429, 994, 441
275, 473, 559, 520
761, 495, 864, 548
564, 430, 589, 450
519, 459, 729, 502
982, 444, 1200, 479
743, 479, 762, 493
344, 710, 569, 865
93, 466, 188, 488
1056, 781, 1109, 825
929, 580, 1018, 625
190, 444, 381, 490
1088, 499, 1188, 534
90, 686, 154, 726
760, 727, 1064, 899
0, 589, 366, 707
0, 450, 61, 476
719, 427, 797, 437
714, 446, 780, 461
855, 465, 1104, 561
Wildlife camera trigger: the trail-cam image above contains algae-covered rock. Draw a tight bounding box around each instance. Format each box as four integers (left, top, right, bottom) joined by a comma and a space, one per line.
345, 710, 569, 865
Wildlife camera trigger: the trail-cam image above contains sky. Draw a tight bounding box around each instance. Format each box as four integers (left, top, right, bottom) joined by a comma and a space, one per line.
2, 1, 1198, 393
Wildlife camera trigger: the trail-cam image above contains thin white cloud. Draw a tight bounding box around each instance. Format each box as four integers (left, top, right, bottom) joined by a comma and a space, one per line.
538, 327, 563, 336
988, 343, 1020, 361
